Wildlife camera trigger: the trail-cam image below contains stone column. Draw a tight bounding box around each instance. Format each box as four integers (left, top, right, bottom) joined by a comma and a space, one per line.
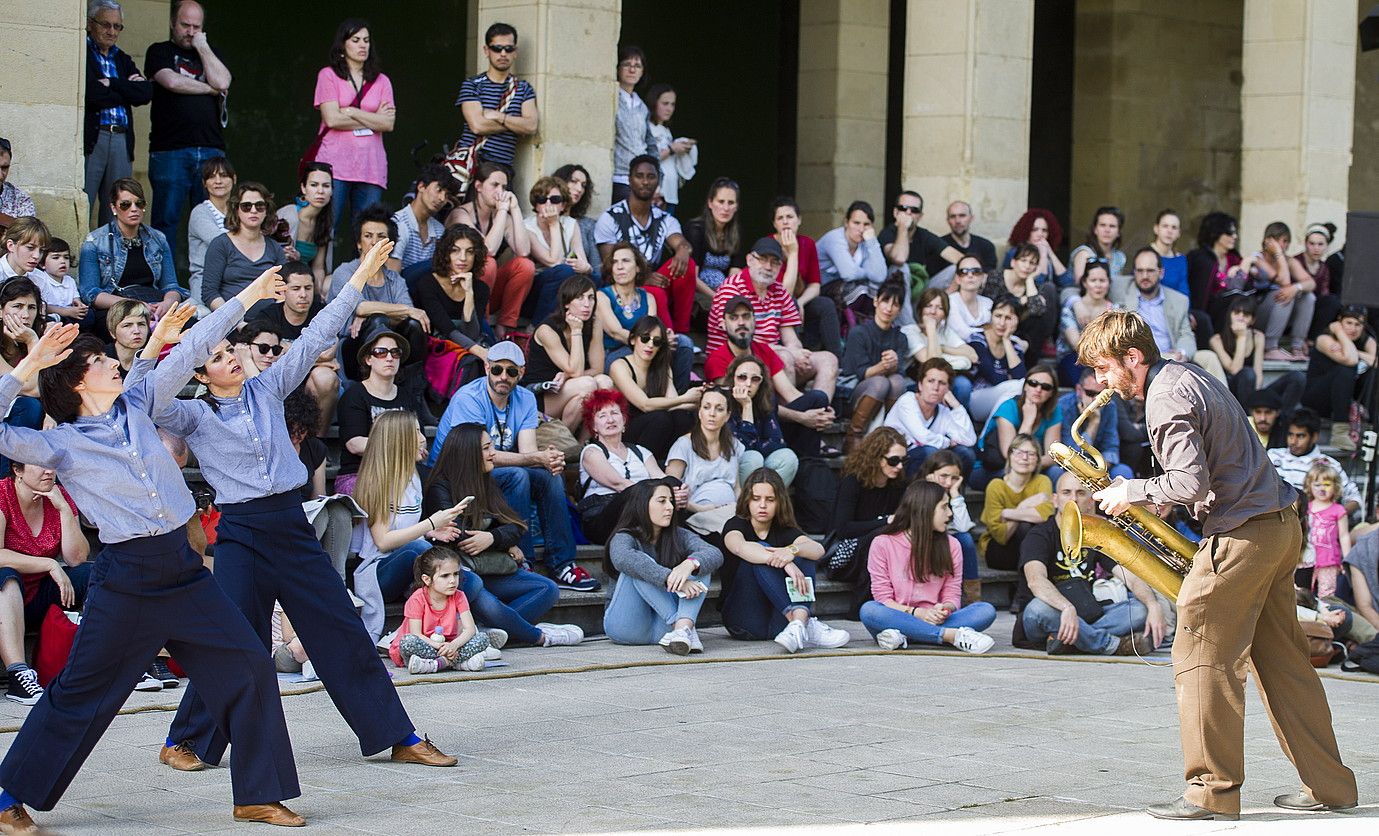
1240, 0, 1356, 245
474, 0, 619, 215
901, 0, 1033, 248
795, 0, 890, 232
0, 0, 88, 242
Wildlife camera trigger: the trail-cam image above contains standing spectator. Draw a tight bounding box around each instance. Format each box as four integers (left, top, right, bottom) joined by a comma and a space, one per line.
941, 201, 997, 272
1057, 259, 1115, 385
1293, 222, 1340, 336
446, 162, 534, 339
900, 287, 978, 398
37, 239, 87, 325
1047, 368, 1133, 485
967, 295, 1027, 423
1065, 206, 1125, 299
1119, 248, 1226, 382
1301, 462, 1351, 598
947, 249, 993, 339
1185, 211, 1242, 328
682, 177, 744, 296
724, 355, 797, 485
330, 206, 429, 381
606, 315, 699, 462
878, 191, 961, 290
524, 275, 612, 432
611, 46, 656, 202
1302, 306, 1375, 453
1150, 209, 1189, 297
594, 156, 698, 334
455, 23, 538, 170
979, 433, 1053, 570
524, 175, 591, 325
1004, 208, 1065, 286
83, 0, 151, 228
594, 243, 693, 392
314, 18, 395, 239
827, 427, 908, 580
201, 182, 285, 311
992, 247, 1058, 358
334, 328, 427, 496
275, 163, 334, 296
818, 201, 890, 311
0, 138, 36, 227
771, 197, 840, 357
840, 281, 909, 453
389, 164, 456, 285
186, 156, 234, 311
78, 179, 184, 323
666, 388, 744, 538
413, 223, 490, 377
577, 389, 679, 544
552, 163, 600, 283
644, 84, 696, 215
144, 0, 231, 260
884, 358, 976, 476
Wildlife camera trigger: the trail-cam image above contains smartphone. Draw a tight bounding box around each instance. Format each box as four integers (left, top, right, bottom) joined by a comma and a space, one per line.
456, 495, 475, 508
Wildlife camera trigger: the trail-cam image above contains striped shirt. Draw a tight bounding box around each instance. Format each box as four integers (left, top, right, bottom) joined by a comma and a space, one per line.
705, 270, 802, 354
88, 38, 130, 128
454, 72, 535, 167
392, 206, 444, 272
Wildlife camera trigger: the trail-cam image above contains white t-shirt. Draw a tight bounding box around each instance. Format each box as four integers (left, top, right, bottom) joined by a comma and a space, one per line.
357, 474, 423, 565
668, 434, 743, 508
523, 215, 582, 262
947, 292, 992, 339
580, 442, 654, 499
38, 271, 80, 309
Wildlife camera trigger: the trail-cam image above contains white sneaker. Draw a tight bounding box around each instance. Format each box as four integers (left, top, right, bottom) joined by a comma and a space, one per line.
875, 629, 908, 651
804, 617, 851, 649
774, 620, 807, 653
408, 655, 440, 675
537, 623, 584, 647
951, 627, 995, 655
661, 627, 692, 656
485, 628, 509, 650
134, 672, 162, 692
300, 660, 319, 681
687, 627, 704, 654
482, 645, 503, 661
460, 654, 486, 671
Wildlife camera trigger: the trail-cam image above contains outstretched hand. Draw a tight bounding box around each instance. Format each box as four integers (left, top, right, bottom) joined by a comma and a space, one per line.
16, 324, 80, 376
151, 302, 196, 347
242, 265, 287, 306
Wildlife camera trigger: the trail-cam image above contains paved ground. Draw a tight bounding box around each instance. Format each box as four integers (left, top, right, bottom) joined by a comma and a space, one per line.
2, 613, 1376, 834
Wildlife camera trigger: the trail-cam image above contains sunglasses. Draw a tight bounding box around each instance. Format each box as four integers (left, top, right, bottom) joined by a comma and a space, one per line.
1025, 380, 1056, 392
894, 205, 921, 214
489, 364, 521, 378
636, 333, 664, 347
882, 455, 904, 467
368, 346, 404, 359
252, 342, 283, 356
956, 267, 985, 276
116, 199, 146, 211
533, 194, 565, 205
1082, 388, 1105, 397
734, 373, 763, 383
93, 20, 124, 31
488, 43, 516, 53
238, 201, 268, 213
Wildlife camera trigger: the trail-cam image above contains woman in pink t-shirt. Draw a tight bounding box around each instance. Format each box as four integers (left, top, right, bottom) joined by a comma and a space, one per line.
389, 547, 491, 674
314, 19, 395, 239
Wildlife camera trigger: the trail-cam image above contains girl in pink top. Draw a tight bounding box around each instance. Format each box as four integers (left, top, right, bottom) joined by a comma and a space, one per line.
390, 547, 491, 674
861, 481, 996, 653
314, 19, 395, 235
1302, 463, 1351, 598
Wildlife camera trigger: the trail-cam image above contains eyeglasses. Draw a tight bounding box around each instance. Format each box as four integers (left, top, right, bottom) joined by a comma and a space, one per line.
93, 20, 125, 31
1010, 448, 1039, 459
368, 346, 404, 359
238, 201, 268, 213
532, 194, 565, 205
1025, 380, 1056, 392
489, 364, 521, 378
882, 455, 904, 467
956, 267, 985, 276
734, 373, 763, 383
894, 205, 921, 214
116, 199, 146, 211
487, 43, 516, 53
1082, 388, 1105, 397
636, 333, 664, 347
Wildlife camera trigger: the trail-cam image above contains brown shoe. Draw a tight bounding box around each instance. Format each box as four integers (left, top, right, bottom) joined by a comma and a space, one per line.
232, 803, 305, 827
1115, 632, 1157, 656
391, 735, 458, 767
160, 741, 207, 772
844, 395, 884, 455
0, 803, 39, 834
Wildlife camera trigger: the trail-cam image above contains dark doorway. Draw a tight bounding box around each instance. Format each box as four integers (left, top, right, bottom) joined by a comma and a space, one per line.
884, 0, 907, 207
1028, 0, 1075, 235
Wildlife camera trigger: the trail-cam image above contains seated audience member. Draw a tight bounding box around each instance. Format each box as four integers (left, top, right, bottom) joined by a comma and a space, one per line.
827, 427, 908, 577
860, 481, 997, 653
388, 547, 491, 674
989, 246, 1058, 358
275, 162, 334, 294
389, 163, 456, 285
413, 223, 490, 386
1118, 247, 1226, 381
1148, 209, 1188, 296
1004, 208, 1066, 286
201, 181, 284, 311
78, 179, 184, 322
878, 190, 961, 291
595, 242, 693, 393
1066, 206, 1126, 298
553, 163, 601, 282
901, 287, 977, 401
186, 157, 235, 310
36, 238, 87, 325
725, 355, 798, 485
667, 387, 743, 538
941, 200, 996, 267
1018, 473, 1164, 655
102, 299, 148, 378
720, 468, 850, 651
840, 280, 909, 453
681, 177, 744, 296
1057, 259, 1115, 385
603, 478, 722, 653
1268, 408, 1362, 519
335, 327, 427, 496
920, 451, 979, 602
330, 205, 429, 381
524, 175, 592, 325
351, 411, 469, 641
1247, 389, 1289, 450
1293, 222, 1341, 337
607, 316, 699, 461
1185, 210, 1243, 329
885, 358, 976, 476
976, 363, 1062, 484
817, 200, 889, 313
1302, 305, 1376, 452
424, 424, 581, 648
0, 461, 91, 705
1, 219, 48, 288
967, 295, 1027, 424
771, 197, 841, 356
445, 161, 534, 339
249, 262, 338, 433
980, 433, 1054, 571
285, 390, 356, 578
0, 138, 36, 225
428, 341, 597, 591
1209, 296, 1305, 407
577, 389, 680, 545
1345, 529, 1379, 634
0, 278, 48, 434
707, 236, 838, 401
947, 252, 992, 339
1047, 368, 1132, 485
704, 295, 833, 458
231, 320, 285, 376
525, 275, 613, 432
594, 155, 698, 333
1246, 222, 1314, 360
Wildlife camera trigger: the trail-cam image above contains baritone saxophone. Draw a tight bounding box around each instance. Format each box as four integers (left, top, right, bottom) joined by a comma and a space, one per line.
1048, 390, 1194, 599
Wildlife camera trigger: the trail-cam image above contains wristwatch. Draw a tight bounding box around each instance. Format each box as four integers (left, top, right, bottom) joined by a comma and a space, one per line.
788, 544, 800, 556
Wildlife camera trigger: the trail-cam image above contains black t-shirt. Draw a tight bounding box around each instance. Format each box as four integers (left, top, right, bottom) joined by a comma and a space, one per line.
1015, 517, 1115, 610
877, 223, 951, 277
145, 41, 226, 152
941, 233, 998, 272
247, 297, 323, 340
120, 243, 155, 289
721, 516, 804, 549
336, 382, 421, 475
297, 436, 328, 501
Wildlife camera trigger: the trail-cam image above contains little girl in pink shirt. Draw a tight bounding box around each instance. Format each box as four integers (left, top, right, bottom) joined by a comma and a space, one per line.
390, 548, 491, 673
1302, 463, 1350, 598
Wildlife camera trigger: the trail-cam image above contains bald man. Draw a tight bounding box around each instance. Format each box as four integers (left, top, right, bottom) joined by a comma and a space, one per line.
941, 200, 997, 272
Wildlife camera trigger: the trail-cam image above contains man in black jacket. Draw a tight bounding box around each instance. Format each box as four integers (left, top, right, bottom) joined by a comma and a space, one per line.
84, 1, 152, 227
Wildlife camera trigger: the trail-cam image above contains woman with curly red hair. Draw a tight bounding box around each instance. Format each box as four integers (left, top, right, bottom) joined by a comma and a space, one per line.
1004, 209, 1065, 286
577, 389, 684, 544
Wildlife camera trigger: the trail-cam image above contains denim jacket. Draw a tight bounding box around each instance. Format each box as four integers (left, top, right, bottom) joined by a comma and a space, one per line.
78, 221, 184, 305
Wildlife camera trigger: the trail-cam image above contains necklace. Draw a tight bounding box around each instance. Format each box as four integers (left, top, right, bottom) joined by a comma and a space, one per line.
614, 285, 638, 320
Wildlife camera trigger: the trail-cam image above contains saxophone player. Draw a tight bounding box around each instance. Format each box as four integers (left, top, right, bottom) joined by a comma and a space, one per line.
1078, 307, 1357, 821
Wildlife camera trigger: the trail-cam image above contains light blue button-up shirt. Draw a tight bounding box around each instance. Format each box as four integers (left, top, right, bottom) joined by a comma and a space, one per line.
1137, 288, 1174, 356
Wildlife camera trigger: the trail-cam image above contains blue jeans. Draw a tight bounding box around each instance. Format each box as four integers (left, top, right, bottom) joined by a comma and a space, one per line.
739, 448, 799, 486
859, 600, 996, 645
148, 146, 219, 260
1022, 596, 1147, 653
374, 539, 433, 604
603, 572, 708, 645
528, 264, 576, 325
331, 179, 385, 242
721, 558, 817, 640
951, 374, 974, 408
952, 530, 978, 580
1047, 461, 1133, 487
459, 568, 559, 646
903, 443, 976, 477
605, 333, 694, 394
492, 466, 576, 571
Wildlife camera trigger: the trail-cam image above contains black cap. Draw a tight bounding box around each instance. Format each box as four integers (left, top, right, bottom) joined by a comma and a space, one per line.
1245, 389, 1282, 411
749, 236, 783, 259
723, 294, 753, 314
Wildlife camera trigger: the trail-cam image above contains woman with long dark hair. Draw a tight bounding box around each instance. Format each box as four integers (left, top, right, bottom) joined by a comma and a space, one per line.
274, 161, 334, 297
595, 242, 694, 393
607, 315, 699, 460
0, 275, 47, 437
681, 177, 743, 296
525, 275, 613, 432
975, 361, 1062, 482
666, 387, 742, 538
412, 223, 490, 387
1186, 211, 1243, 328
602, 478, 721, 653
861, 481, 996, 652
644, 83, 697, 215
553, 163, 600, 282
724, 354, 797, 485
445, 161, 533, 338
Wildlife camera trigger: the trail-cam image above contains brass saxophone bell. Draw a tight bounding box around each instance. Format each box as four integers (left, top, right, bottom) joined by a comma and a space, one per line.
1059, 501, 1084, 560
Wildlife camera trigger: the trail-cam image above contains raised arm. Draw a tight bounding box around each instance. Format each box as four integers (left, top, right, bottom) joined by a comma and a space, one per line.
0, 325, 81, 467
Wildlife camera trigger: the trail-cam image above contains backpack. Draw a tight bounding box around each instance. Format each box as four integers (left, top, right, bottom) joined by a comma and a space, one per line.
791, 458, 837, 535
579, 440, 646, 498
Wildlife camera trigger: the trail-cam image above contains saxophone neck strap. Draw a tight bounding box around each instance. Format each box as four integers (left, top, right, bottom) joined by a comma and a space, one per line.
1143, 358, 1171, 398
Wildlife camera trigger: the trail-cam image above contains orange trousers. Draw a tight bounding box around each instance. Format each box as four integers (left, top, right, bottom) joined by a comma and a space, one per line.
480, 256, 536, 330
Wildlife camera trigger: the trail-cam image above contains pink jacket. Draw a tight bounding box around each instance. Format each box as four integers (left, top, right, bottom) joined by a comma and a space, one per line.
867, 531, 963, 610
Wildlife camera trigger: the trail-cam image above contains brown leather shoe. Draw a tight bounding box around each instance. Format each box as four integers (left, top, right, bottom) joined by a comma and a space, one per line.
391, 735, 458, 767
232, 803, 305, 827
0, 803, 39, 834
160, 741, 207, 772
1115, 632, 1157, 656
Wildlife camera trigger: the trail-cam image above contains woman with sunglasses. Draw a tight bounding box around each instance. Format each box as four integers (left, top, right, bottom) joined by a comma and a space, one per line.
825, 426, 907, 580
524, 176, 592, 326
1186, 211, 1244, 334
596, 242, 694, 393
608, 316, 699, 462
577, 388, 682, 545
187, 157, 235, 313
724, 354, 797, 486
77, 178, 184, 325
525, 275, 613, 433
966, 294, 1028, 425
682, 178, 744, 297
230, 320, 285, 376
974, 362, 1062, 488
334, 328, 426, 496
274, 162, 335, 298
979, 433, 1053, 571
1057, 259, 1115, 385
202, 182, 286, 312
1064, 206, 1125, 302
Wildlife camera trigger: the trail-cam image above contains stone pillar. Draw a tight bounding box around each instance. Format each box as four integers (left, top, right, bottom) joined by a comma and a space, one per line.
795, 0, 890, 232
0, 0, 88, 242
1240, 0, 1356, 246
900, 0, 1033, 248
473, 0, 619, 215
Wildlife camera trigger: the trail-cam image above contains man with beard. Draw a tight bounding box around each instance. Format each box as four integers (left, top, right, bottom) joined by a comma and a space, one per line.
1081, 309, 1357, 821
455, 22, 539, 170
